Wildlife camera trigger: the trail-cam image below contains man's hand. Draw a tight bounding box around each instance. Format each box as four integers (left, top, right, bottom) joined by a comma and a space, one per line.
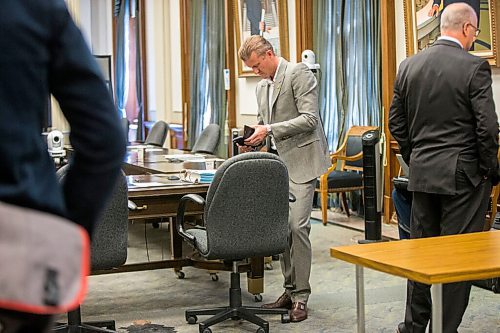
428, 4, 439, 17
244, 125, 268, 146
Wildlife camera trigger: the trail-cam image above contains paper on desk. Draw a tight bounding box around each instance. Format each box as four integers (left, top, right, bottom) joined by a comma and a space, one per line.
164, 154, 205, 161
128, 181, 166, 188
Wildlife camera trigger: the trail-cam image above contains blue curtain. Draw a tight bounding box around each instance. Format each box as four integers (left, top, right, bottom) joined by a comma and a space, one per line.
188, 0, 226, 157
115, 0, 129, 120
114, 0, 143, 140
315, 0, 345, 152
206, 0, 227, 158
188, 1, 209, 149
314, 0, 381, 151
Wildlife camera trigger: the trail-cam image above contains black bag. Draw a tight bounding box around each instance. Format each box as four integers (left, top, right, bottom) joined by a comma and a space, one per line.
472, 278, 500, 293
393, 176, 409, 191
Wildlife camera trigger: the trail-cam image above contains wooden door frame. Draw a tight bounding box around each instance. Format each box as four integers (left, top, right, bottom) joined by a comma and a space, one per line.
381, 0, 397, 224
180, 0, 190, 148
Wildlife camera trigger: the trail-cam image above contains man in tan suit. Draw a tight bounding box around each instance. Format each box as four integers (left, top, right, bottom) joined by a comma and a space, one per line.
238, 35, 330, 322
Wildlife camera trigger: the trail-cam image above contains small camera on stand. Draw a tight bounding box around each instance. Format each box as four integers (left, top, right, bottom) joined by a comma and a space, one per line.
47, 130, 66, 167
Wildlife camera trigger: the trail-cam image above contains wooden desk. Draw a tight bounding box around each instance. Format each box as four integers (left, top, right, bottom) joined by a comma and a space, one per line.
330, 231, 500, 333
109, 158, 266, 297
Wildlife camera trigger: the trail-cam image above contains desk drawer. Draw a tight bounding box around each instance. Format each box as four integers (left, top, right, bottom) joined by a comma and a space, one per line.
128, 194, 204, 219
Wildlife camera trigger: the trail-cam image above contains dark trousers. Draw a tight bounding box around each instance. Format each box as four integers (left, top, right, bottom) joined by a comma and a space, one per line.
0, 309, 53, 333
403, 173, 491, 333
392, 188, 412, 240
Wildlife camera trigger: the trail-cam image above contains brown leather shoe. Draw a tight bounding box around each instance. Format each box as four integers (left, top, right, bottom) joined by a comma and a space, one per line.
290, 301, 308, 322
261, 291, 292, 309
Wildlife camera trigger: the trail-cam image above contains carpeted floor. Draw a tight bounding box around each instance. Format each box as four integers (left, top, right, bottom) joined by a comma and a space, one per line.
55, 211, 500, 333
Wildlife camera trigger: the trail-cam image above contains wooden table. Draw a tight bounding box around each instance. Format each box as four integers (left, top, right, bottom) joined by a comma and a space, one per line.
330, 231, 500, 333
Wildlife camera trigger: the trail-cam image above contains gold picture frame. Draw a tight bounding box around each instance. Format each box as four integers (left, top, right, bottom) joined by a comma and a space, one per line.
234, 0, 290, 77
403, 0, 499, 66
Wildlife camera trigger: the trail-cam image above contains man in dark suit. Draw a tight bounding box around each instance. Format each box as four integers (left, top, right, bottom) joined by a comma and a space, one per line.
389, 3, 498, 333
0, 0, 126, 331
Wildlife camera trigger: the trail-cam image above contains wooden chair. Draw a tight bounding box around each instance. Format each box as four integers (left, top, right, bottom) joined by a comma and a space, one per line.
316, 126, 378, 226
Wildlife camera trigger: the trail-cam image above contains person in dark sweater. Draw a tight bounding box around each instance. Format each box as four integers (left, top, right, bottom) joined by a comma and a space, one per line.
0, 0, 126, 331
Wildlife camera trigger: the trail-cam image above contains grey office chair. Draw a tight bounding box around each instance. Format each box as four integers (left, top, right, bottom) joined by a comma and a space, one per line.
121, 117, 130, 144
177, 152, 291, 333
53, 165, 128, 333
191, 123, 220, 154
144, 120, 169, 147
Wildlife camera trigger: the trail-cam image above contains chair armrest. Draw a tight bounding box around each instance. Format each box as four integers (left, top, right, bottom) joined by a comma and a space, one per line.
176, 194, 205, 246
321, 151, 364, 181
335, 151, 363, 162
128, 200, 137, 210
289, 193, 296, 203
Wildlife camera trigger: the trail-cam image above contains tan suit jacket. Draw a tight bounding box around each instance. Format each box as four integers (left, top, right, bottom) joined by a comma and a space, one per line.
256, 59, 330, 183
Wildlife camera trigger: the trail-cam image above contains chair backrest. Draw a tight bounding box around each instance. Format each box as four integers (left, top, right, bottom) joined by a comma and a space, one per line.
340, 126, 378, 171
121, 118, 130, 144
56, 165, 128, 271
144, 120, 169, 147
203, 152, 289, 260
191, 123, 220, 154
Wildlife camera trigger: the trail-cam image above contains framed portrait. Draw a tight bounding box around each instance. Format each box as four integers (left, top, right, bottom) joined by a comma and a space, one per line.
234, 0, 290, 76
403, 0, 499, 66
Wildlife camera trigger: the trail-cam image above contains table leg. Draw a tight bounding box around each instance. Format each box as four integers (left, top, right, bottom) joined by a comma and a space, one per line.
169, 217, 183, 259
431, 283, 442, 333
356, 265, 365, 333
247, 257, 264, 295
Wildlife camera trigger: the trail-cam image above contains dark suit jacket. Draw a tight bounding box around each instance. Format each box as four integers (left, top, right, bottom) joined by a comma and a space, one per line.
389, 39, 498, 195
0, 0, 126, 233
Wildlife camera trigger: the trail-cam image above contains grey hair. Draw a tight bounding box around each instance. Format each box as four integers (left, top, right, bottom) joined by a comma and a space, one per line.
238, 35, 274, 61
440, 2, 477, 32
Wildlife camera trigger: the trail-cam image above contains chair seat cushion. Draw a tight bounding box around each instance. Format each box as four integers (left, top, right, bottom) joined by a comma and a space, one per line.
186, 228, 208, 256
317, 171, 363, 189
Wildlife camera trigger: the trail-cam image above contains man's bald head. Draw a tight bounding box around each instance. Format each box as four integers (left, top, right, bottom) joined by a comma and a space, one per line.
440, 3, 477, 33
440, 2, 478, 50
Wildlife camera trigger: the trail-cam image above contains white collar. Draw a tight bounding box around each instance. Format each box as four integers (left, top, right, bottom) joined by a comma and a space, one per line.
438, 36, 464, 49
267, 57, 284, 84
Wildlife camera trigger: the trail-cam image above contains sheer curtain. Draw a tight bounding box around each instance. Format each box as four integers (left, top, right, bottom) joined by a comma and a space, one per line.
314, 0, 381, 151
188, 0, 227, 157
114, 0, 144, 140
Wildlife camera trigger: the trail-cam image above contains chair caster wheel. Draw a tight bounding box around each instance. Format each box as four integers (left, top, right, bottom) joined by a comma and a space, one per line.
254, 294, 263, 302
200, 327, 212, 333
281, 313, 290, 323
176, 271, 185, 279
256, 327, 267, 333
187, 315, 197, 324
210, 273, 219, 281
